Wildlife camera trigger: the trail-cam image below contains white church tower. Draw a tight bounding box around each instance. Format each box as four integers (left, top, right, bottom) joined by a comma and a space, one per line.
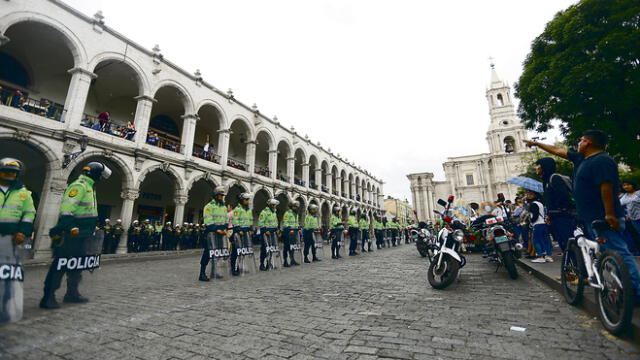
485, 63, 528, 155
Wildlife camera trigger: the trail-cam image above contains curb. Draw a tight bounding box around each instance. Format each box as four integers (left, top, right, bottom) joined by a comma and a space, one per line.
516, 258, 640, 344
23, 249, 203, 268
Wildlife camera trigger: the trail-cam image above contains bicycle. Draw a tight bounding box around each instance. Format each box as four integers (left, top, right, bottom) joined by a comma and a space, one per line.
561, 219, 635, 335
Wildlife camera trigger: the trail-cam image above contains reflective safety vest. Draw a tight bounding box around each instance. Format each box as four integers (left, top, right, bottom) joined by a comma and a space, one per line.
232, 205, 252, 230
347, 215, 358, 228
330, 214, 343, 230
258, 208, 278, 230
0, 182, 36, 236
282, 210, 299, 229
389, 221, 400, 230
358, 219, 368, 230
58, 174, 98, 237
203, 201, 228, 231
154, 225, 163, 233
373, 220, 383, 230
304, 214, 319, 230
113, 224, 124, 235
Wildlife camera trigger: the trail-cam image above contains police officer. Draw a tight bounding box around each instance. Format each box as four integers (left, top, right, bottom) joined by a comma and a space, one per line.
231, 193, 252, 275
373, 214, 384, 249
141, 219, 152, 252
200, 186, 228, 281
128, 220, 140, 252
162, 221, 173, 250
153, 221, 163, 250
0, 158, 36, 323
303, 204, 321, 263
359, 215, 371, 252
193, 223, 202, 249
173, 224, 182, 250
101, 219, 112, 254
281, 201, 301, 267
40, 162, 111, 309
112, 219, 124, 253
258, 198, 279, 271
347, 209, 359, 256
389, 217, 400, 247
330, 207, 344, 259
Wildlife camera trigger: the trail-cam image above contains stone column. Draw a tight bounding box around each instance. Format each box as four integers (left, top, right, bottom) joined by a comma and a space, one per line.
302, 163, 309, 187
180, 114, 199, 156
33, 176, 67, 259
314, 169, 322, 189
217, 128, 231, 167
173, 193, 188, 225
117, 188, 139, 254
245, 140, 256, 174
268, 150, 278, 180
133, 95, 156, 146
335, 176, 342, 196
286, 157, 295, 183
62, 67, 97, 129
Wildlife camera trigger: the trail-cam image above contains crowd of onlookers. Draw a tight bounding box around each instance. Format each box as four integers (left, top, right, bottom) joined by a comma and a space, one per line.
0, 86, 64, 121
81, 112, 137, 141
227, 158, 246, 170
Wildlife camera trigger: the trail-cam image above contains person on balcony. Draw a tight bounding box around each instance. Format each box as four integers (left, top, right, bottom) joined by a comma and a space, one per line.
146, 131, 159, 146
97, 112, 111, 134
123, 121, 136, 141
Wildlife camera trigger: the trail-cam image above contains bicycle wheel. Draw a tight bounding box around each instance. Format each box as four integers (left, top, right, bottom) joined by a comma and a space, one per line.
595, 250, 635, 335
561, 241, 585, 305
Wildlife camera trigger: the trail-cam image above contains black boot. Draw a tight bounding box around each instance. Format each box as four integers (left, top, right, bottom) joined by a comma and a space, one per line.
39, 292, 60, 309
283, 258, 290, 267
63, 292, 89, 303
260, 263, 267, 271
312, 257, 321, 262
198, 265, 210, 281
304, 257, 311, 264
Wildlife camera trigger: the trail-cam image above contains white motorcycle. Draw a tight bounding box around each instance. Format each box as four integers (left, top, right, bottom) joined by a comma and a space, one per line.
427, 197, 467, 290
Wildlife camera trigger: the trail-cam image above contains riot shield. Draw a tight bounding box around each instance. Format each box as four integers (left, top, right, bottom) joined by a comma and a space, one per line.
0, 234, 28, 324
313, 232, 325, 259
290, 230, 303, 265
263, 232, 281, 270
52, 232, 103, 274
232, 232, 257, 275
207, 232, 230, 280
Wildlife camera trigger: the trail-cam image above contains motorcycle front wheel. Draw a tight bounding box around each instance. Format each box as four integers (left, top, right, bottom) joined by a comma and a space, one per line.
427, 253, 459, 290
595, 250, 634, 335
502, 251, 518, 279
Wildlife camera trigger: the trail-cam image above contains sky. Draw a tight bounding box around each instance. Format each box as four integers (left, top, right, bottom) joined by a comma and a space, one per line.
64, 0, 576, 203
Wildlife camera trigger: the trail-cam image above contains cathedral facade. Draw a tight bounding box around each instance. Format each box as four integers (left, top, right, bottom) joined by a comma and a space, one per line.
408, 66, 530, 221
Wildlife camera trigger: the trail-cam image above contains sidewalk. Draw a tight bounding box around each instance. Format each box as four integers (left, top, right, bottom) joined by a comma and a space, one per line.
516, 251, 640, 343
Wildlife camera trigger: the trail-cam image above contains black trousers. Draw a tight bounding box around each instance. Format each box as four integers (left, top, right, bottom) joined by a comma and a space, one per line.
391, 230, 398, 246
331, 229, 342, 257
43, 261, 82, 296
303, 230, 317, 259
361, 230, 370, 251
348, 227, 358, 253
282, 230, 297, 263
375, 230, 383, 248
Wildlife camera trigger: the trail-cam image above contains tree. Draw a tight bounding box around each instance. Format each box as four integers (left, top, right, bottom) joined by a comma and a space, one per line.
515, 0, 640, 168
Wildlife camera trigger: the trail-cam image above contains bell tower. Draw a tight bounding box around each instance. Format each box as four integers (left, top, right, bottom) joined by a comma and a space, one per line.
485, 61, 527, 155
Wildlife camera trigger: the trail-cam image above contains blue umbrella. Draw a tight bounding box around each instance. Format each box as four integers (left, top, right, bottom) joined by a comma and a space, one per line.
506, 177, 543, 193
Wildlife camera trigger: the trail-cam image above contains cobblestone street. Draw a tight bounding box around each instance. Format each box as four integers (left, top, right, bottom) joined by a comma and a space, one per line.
1, 245, 638, 360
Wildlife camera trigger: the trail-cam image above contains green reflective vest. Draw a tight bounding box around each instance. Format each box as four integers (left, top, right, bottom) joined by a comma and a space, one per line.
258, 208, 278, 230
389, 221, 400, 230
373, 220, 383, 230
358, 219, 368, 230
57, 174, 98, 236
113, 224, 124, 235
330, 214, 343, 229
0, 182, 36, 236
203, 201, 228, 230
347, 215, 358, 228
282, 210, 299, 229
304, 214, 319, 230
232, 205, 252, 230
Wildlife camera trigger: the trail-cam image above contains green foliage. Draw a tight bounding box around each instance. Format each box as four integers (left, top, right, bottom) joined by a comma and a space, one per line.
515, 0, 640, 168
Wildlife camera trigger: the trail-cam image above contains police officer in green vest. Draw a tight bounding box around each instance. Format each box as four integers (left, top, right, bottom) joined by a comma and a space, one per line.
347, 209, 359, 256
40, 162, 111, 309
0, 158, 36, 323
231, 192, 253, 276
373, 214, 384, 249
200, 186, 227, 281
330, 207, 344, 259
303, 204, 321, 263
389, 217, 400, 247
112, 219, 124, 253
282, 201, 301, 267
153, 221, 163, 250
141, 219, 152, 252
359, 215, 371, 253
101, 219, 112, 254
128, 220, 140, 252
258, 198, 279, 271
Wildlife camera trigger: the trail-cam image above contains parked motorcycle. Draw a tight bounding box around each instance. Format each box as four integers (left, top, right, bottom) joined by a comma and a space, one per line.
427, 196, 467, 290
479, 216, 522, 279
413, 222, 436, 259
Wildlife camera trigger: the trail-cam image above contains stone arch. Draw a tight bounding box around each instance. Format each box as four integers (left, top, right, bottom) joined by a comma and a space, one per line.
228, 115, 255, 139
185, 172, 220, 193
63, 150, 134, 189
136, 163, 185, 192
0, 12, 87, 66
88, 52, 150, 96
195, 99, 228, 129
151, 80, 194, 114
254, 127, 276, 151
252, 187, 274, 224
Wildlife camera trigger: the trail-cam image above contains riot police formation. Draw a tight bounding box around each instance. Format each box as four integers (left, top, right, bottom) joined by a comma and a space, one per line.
200, 186, 228, 281
258, 198, 280, 271
40, 162, 111, 309
231, 193, 253, 275
303, 204, 321, 263
282, 201, 301, 267
347, 209, 359, 256
330, 206, 344, 259
0, 158, 36, 323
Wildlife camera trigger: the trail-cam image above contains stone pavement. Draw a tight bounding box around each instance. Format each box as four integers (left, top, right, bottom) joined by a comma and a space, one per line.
1, 244, 638, 360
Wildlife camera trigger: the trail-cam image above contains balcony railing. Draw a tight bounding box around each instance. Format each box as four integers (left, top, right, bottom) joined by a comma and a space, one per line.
1, 88, 65, 122
332, 190, 338, 196
81, 114, 136, 141
309, 183, 318, 190
321, 185, 329, 193
254, 166, 270, 177
277, 174, 289, 182
294, 179, 305, 187
227, 157, 247, 171
192, 144, 220, 164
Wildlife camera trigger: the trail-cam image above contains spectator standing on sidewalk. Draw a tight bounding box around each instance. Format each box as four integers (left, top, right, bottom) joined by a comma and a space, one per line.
526, 190, 553, 263
535, 157, 576, 255
620, 180, 640, 254
524, 130, 640, 298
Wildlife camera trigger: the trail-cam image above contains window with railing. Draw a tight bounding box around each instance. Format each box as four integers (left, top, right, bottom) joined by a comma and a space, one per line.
192, 144, 220, 164
0, 87, 65, 122
254, 166, 270, 177
227, 157, 247, 171
146, 129, 183, 153
81, 114, 136, 141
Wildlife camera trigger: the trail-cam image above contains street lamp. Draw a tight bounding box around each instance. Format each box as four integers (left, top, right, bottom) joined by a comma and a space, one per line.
62, 135, 89, 168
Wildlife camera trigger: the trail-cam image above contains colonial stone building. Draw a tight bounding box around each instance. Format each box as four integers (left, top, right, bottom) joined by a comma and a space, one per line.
0, 0, 384, 258
407, 65, 529, 222
383, 197, 414, 224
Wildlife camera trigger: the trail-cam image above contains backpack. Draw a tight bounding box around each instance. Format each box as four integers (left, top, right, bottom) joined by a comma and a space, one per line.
549, 173, 576, 211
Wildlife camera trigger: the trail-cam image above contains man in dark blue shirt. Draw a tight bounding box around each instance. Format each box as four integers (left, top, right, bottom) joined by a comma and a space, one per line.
525, 130, 640, 297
